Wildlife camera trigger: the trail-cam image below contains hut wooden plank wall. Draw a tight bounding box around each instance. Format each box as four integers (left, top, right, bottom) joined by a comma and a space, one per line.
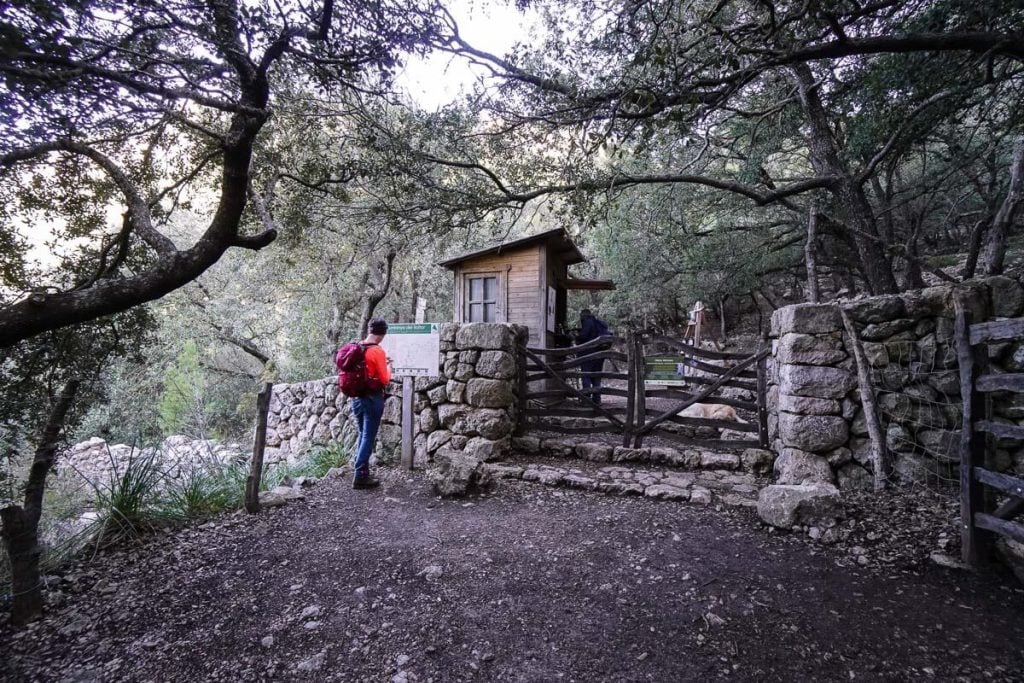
440, 228, 610, 349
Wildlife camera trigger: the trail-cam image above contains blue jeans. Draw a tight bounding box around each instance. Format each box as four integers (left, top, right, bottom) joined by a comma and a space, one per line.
350, 392, 385, 479
581, 359, 603, 404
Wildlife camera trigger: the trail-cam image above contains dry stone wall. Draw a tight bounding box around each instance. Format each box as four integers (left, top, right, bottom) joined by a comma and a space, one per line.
264, 323, 528, 482
768, 277, 1024, 493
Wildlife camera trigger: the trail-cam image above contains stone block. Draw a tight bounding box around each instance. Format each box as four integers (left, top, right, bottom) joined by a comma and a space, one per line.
843, 295, 906, 324
886, 423, 914, 452
420, 408, 440, 434
771, 304, 842, 337
455, 363, 475, 382
512, 435, 541, 452
427, 430, 452, 453
836, 463, 873, 491
778, 413, 849, 453
918, 429, 961, 462
465, 378, 515, 408
779, 364, 854, 400
576, 443, 614, 462
437, 404, 468, 429
644, 484, 690, 501
459, 349, 480, 364
862, 342, 889, 368
776, 333, 847, 366
455, 323, 516, 351
825, 446, 852, 468
987, 275, 1024, 317
475, 350, 517, 379
700, 452, 740, 469
612, 447, 650, 463
903, 286, 954, 319
427, 385, 448, 405
892, 452, 939, 484
461, 408, 515, 440
446, 380, 466, 404
741, 448, 774, 474
428, 449, 492, 497
463, 436, 511, 462
777, 393, 841, 416
756, 484, 843, 529
440, 322, 458, 343
860, 319, 916, 341
774, 448, 834, 485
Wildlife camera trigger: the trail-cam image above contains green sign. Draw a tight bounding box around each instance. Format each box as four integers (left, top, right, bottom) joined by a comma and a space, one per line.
388, 323, 437, 334
644, 356, 692, 386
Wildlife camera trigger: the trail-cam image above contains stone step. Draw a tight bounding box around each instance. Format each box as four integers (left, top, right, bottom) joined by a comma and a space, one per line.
484, 458, 765, 508
511, 435, 774, 476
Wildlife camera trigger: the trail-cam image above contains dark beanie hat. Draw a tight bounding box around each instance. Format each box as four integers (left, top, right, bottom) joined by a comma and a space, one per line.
369, 318, 388, 335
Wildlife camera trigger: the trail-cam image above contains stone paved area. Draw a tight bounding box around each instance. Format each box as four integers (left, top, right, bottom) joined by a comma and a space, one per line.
486, 457, 766, 507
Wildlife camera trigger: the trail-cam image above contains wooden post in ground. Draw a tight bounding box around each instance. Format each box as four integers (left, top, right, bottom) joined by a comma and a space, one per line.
755, 340, 769, 449
401, 376, 414, 470
516, 344, 528, 435
623, 333, 635, 448
245, 382, 273, 514
633, 335, 647, 448
840, 309, 889, 491
955, 300, 994, 566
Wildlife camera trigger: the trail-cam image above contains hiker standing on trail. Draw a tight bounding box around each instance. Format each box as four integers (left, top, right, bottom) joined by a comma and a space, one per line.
575, 309, 611, 405
336, 318, 391, 489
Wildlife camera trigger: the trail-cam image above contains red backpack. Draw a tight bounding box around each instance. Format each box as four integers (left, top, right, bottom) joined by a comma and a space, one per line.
336, 342, 380, 397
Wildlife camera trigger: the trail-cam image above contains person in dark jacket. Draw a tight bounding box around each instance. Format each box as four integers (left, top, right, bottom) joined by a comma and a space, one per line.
575, 309, 611, 405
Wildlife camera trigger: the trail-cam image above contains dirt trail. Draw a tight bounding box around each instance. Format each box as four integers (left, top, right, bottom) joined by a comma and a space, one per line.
3, 471, 1023, 682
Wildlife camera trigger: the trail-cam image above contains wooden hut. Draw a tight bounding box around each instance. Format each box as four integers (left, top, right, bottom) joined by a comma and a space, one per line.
439, 228, 614, 348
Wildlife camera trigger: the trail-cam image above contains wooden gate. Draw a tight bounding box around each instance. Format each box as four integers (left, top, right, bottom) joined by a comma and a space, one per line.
955, 302, 1024, 566
517, 333, 769, 449
519, 335, 634, 440
630, 337, 769, 450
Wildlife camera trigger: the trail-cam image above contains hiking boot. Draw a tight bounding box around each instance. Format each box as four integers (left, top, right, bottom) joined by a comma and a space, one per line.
352, 476, 381, 490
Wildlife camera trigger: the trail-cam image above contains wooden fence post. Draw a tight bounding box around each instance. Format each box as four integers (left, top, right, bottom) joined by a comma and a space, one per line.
955, 300, 994, 566
623, 332, 635, 448
755, 340, 769, 449
245, 382, 273, 514
633, 334, 647, 448
840, 309, 890, 491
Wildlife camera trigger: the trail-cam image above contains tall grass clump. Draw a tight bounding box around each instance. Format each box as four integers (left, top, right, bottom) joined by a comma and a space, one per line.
88, 446, 165, 542
262, 435, 352, 490
160, 459, 248, 520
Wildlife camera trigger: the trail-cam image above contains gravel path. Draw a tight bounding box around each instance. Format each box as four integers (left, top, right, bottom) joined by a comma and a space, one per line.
3, 469, 1024, 682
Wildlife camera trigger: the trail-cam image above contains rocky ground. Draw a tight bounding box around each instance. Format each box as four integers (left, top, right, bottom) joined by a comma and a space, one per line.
3, 469, 1024, 682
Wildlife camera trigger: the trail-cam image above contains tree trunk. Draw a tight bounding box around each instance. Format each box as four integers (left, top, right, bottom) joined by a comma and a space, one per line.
962, 218, 988, 280
805, 202, 820, 303
981, 138, 1024, 276
356, 251, 397, 337
789, 64, 898, 295
1, 380, 80, 626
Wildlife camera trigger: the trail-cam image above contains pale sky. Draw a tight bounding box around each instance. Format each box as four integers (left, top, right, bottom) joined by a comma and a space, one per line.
396, 0, 536, 110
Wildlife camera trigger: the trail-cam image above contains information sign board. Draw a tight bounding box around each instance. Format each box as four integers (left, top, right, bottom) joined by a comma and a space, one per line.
380, 323, 440, 377
644, 356, 694, 386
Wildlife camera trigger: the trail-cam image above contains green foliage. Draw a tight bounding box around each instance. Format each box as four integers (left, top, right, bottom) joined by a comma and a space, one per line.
157, 340, 204, 437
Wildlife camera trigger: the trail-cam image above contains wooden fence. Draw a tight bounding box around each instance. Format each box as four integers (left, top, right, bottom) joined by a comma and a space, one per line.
518, 333, 769, 449
955, 303, 1024, 566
